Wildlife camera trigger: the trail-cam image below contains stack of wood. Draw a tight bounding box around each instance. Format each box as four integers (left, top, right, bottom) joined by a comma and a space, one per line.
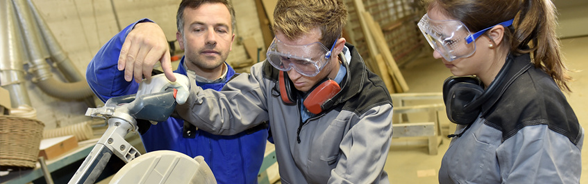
229, 0, 275, 73
231, 37, 266, 73
343, 0, 426, 93
355, 9, 409, 93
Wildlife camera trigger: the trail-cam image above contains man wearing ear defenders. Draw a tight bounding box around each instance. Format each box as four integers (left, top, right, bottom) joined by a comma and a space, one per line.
151, 0, 394, 183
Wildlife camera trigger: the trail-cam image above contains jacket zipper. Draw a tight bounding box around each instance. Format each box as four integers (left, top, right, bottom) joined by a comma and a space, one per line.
296, 111, 328, 143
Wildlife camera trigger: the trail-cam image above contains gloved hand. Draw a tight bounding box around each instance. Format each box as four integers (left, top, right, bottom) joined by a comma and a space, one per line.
136, 73, 190, 104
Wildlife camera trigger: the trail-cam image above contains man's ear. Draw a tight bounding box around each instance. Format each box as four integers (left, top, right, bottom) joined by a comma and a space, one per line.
486, 25, 505, 47
176, 31, 185, 50
332, 37, 347, 56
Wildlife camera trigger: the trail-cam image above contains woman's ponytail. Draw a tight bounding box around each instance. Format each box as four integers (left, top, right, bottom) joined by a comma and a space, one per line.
511, 0, 571, 91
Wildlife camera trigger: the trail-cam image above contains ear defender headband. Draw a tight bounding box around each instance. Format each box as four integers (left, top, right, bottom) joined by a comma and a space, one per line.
279, 71, 341, 114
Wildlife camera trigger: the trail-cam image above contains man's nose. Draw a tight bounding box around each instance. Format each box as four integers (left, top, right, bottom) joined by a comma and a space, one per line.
287, 68, 302, 80
205, 28, 217, 45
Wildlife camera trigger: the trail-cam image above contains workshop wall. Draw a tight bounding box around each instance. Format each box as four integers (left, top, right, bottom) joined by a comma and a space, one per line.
555, 0, 588, 38
23, 0, 264, 129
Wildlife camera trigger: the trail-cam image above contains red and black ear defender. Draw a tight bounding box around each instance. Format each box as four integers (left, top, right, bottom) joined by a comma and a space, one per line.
279, 71, 341, 114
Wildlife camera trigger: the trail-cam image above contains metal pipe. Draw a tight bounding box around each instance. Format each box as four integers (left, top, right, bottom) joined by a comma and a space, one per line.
0, 71, 30, 108
27, 0, 84, 82
12, 0, 51, 81
36, 77, 94, 100
26, 0, 95, 106
12, 0, 50, 61
38, 157, 55, 184
0, 0, 31, 108
13, 0, 94, 101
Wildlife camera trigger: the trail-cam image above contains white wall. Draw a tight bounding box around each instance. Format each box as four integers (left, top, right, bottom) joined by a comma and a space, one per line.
554, 0, 588, 38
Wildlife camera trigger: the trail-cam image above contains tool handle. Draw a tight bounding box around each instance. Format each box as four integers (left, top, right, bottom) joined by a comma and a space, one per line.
128, 89, 177, 122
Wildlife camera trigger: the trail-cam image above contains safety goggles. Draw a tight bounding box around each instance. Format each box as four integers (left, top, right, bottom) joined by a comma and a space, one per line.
266, 37, 337, 77
418, 14, 513, 61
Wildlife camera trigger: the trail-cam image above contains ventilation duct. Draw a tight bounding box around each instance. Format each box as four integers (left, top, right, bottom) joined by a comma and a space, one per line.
0, 0, 31, 108
3, 0, 96, 108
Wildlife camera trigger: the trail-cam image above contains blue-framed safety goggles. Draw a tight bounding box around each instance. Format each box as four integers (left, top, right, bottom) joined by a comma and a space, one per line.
418, 13, 513, 61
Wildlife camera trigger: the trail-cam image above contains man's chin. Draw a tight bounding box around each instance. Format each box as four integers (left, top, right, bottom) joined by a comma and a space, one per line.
194, 58, 224, 69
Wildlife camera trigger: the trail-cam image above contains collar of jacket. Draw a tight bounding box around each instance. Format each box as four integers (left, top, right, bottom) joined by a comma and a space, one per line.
263, 43, 368, 110
333, 43, 367, 105
479, 53, 534, 117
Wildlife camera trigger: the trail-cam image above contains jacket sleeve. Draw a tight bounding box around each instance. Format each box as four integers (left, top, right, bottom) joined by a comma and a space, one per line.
497, 125, 583, 184
175, 62, 269, 135
86, 19, 153, 102
329, 104, 394, 183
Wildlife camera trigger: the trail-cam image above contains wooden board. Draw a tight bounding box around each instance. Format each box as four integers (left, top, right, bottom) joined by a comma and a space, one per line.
255, 0, 274, 51
260, 0, 278, 28
344, 0, 425, 74
0, 87, 11, 115
38, 135, 78, 160
392, 122, 435, 138
243, 37, 260, 63
363, 12, 409, 93
375, 54, 395, 94
352, 0, 396, 93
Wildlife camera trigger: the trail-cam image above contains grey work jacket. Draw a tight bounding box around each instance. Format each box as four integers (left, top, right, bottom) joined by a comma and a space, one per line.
439, 53, 583, 184
177, 44, 394, 183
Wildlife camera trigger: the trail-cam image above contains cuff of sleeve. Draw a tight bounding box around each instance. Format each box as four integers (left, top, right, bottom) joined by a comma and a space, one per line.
133, 18, 155, 28
125, 18, 155, 35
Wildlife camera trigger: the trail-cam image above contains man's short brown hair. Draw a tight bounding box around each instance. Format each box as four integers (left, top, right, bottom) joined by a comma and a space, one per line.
176, 0, 236, 34
273, 0, 348, 48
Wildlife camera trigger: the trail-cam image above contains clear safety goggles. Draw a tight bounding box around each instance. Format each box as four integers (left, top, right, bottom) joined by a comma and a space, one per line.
266, 37, 337, 77
418, 14, 513, 61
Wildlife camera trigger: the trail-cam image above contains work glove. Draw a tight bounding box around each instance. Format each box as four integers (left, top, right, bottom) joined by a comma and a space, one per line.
136, 73, 190, 104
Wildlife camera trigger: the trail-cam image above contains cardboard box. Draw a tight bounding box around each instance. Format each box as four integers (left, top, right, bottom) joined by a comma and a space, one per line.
0, 87, 11, 115
38, 135, 79, 160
